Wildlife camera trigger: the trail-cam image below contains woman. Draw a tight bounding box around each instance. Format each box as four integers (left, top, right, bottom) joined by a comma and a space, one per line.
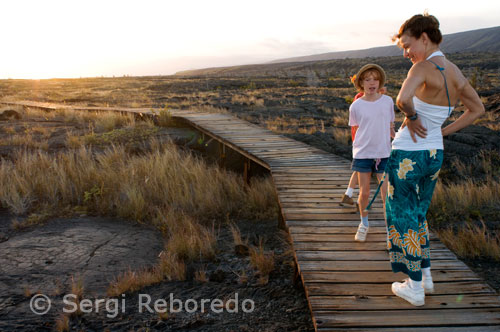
387, 13, 484, 306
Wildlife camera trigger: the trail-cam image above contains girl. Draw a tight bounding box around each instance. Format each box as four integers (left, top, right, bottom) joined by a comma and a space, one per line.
349, 64, 395, 242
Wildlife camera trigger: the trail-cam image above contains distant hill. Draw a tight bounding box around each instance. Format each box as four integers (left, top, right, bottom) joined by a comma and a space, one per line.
269, 26, 500, 64
176, 26, 500, 77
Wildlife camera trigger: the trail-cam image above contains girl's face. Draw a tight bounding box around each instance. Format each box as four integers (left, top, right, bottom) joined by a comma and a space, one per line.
361, 73, 380, 95
399, 33, 426, 64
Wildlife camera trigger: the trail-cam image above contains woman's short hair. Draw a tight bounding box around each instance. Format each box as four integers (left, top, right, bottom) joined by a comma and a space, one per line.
395, 13, 442, 45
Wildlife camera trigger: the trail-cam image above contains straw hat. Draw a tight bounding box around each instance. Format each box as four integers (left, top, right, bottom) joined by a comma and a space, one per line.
352, 64, 386, 91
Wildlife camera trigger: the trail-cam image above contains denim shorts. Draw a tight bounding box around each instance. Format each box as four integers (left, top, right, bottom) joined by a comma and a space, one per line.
351, 157, 388, 173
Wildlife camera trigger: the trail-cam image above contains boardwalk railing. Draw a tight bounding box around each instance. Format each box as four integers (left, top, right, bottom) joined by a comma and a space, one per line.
2, 101, 500, 331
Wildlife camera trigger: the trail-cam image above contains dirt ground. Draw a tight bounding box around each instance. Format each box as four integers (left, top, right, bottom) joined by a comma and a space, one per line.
0, 211, 314, 332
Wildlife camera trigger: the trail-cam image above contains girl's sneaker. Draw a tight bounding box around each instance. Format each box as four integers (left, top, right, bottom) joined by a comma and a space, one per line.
341, 194, 355, 205
354, 223, 369, 242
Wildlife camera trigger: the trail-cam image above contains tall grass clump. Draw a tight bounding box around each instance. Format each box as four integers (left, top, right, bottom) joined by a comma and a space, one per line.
0, 140, 276, 223
429, 151, 500, 260
436, 222, 500, 261
429, 151, 500, 226
94, 111, 134, 132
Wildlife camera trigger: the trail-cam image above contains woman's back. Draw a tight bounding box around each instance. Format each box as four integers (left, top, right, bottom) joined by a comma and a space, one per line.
415, 55, 466, 108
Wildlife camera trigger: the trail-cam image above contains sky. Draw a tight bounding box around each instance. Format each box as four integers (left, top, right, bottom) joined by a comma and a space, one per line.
1, 0, 499, 79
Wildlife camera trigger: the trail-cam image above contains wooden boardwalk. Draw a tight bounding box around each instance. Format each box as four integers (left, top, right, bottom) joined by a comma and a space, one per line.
3, 101, 500, 331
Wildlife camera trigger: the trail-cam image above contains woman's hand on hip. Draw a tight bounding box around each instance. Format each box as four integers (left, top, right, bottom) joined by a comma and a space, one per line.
401, 118, 427, 142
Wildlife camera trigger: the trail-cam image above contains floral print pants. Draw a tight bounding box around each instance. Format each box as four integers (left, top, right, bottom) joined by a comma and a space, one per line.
385, 149, 443, 281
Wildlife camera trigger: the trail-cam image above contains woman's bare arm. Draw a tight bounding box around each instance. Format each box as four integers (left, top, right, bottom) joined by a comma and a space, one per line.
442, 80, 485, 136
396, 63, 428, 142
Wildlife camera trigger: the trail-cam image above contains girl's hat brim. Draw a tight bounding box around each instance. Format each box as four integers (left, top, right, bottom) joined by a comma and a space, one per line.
354, 64, 386, 90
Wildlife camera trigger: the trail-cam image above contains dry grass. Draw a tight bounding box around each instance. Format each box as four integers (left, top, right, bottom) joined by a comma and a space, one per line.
1, 133, 49, 150
473, 111, 499, 131
265, 115, 325, 135
11, 210, 53, 230
94, 111, 134, 133
55, 314, 70, 332
332, 127, 351, 145
107, 249, 188, 297
430, 178, 500, 222
237, 269, 248, 285
429, 152, 500, 260
230, 223, 245, 246
23, 286, 34, 298
429, 152, 500, 226
231, 95, 265, 107
0, 141, 276, 222
164, 214, 217, 262
154, 108, 173, 127
332, 110, 349, 126
437, 221, 500, 261
70, 275, 84, 300
194, 268, 208, 283
157, 252, 187, 281
66, 131, 84, 149
249, 238, 275, 282
107, 268, 163, 297
0, 107, 280, 296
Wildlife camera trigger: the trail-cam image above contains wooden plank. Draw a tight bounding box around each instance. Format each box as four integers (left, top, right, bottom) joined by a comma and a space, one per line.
280, 202, 383, 209
309, 294, 500, 311
296, 250, 456, 261
274, 180, 353, 185
277, 194, 363, 200
276, 188, 378, 193
276, 184, 352, 189
313, 308, 500, 328
301, 270, 482, 283
289, 226, 388, 234
274, 179, 354, 184
246, 147, 315, 152
293, 241, 448, 251
299, 260, 470, 272
273, 176, 354, 181
285, 213, 386, 221
306, 282, 496, 296
291, 233, 439, 242
283, 207, 384, 214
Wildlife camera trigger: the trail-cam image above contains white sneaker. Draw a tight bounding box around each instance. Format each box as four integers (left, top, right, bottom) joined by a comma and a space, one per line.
423, 276, 434, 294
391, 279, 425, 306
354, 223, 369, 242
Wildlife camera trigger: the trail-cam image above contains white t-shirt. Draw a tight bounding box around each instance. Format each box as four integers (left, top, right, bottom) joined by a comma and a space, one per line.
349, 94, 395, 159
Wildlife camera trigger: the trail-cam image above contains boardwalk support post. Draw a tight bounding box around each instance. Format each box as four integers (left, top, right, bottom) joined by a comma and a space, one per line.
219, 142, 226, 168
243, 158, 251, 185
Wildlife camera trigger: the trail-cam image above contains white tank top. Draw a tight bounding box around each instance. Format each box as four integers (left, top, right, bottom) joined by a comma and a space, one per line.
392, 51, 454, 151
392, 96, 453, 150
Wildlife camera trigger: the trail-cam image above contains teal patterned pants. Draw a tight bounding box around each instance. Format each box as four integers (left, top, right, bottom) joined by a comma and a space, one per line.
385, 149, 443, 281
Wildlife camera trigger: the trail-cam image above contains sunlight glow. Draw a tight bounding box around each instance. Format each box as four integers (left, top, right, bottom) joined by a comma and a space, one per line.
1, 0, 499, 78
